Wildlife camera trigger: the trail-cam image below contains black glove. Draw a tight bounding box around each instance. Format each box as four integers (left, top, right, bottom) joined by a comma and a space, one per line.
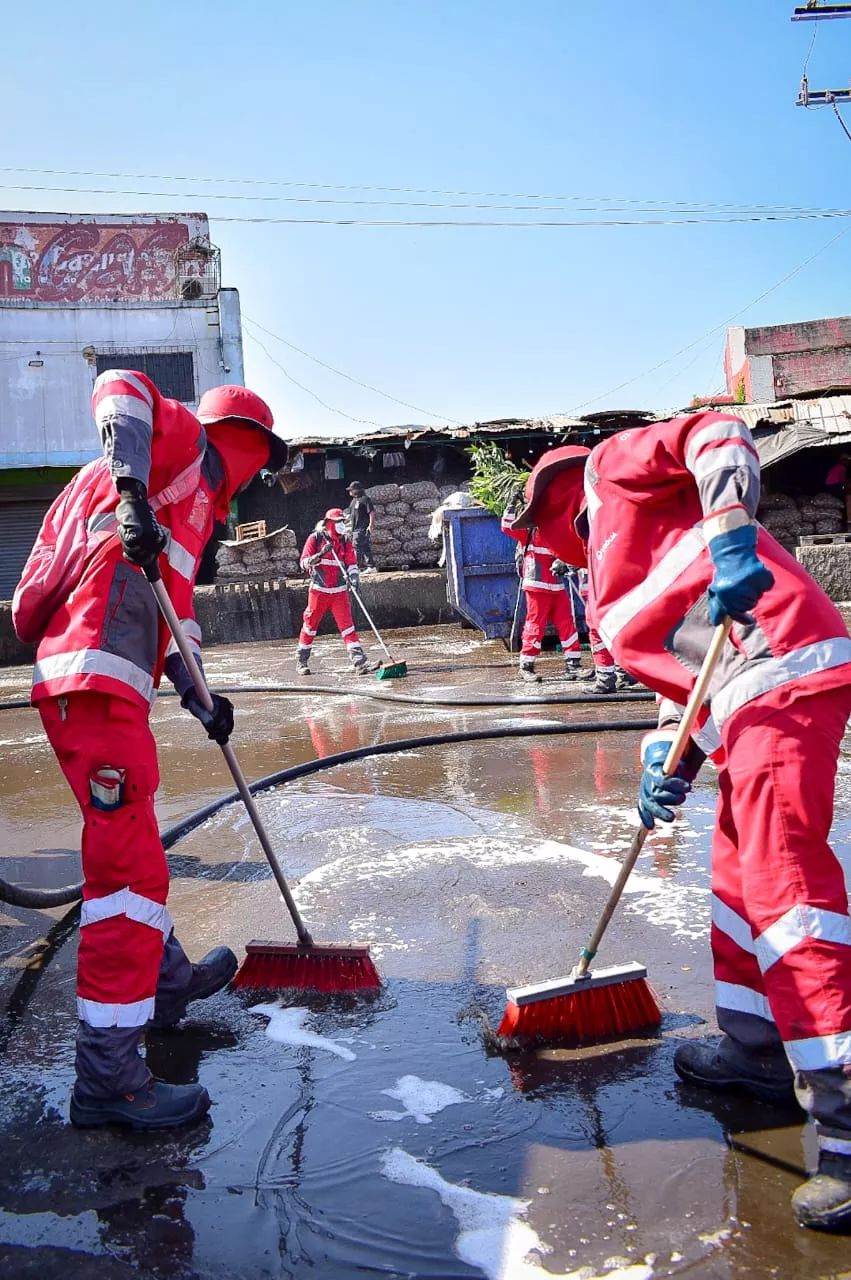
115, 480, 168, 567
550, 558, 569, 577
180, 689, 235, 745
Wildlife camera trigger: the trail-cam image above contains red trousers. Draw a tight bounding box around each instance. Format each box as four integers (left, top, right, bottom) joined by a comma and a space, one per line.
299, 589, 360, 650
713, 685, 851, 1083
39, 692, 169, 1029
588, 626, 615, 672
521, 588, 578, 658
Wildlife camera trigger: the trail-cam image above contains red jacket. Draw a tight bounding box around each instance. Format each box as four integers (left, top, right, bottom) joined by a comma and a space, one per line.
584, 411, 851, 734
300, 530, 357, 593
501, 513, 564, 592
15, 370, 265, 709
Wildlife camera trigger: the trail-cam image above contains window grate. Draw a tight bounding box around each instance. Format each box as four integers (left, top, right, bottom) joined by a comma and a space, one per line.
96, 351, 196, 402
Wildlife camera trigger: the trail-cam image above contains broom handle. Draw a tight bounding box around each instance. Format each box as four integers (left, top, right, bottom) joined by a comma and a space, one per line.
575, 617, 733, 977
323, 536, 393, 661
144, 563, 314, 947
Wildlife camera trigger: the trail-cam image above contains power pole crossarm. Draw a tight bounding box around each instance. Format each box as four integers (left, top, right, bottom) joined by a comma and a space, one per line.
792, 3, 851, 21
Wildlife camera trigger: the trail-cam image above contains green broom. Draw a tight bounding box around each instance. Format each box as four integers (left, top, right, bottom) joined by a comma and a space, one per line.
322, 538, 408, 679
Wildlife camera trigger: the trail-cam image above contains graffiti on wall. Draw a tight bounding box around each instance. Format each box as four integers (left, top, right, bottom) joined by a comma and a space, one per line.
0, 219, 201, 302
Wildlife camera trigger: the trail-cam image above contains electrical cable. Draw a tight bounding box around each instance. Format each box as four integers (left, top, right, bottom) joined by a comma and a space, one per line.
566, 222, 851, 413
242, 315, 462, 426
0, 165, 842, 214
242, 328, 384, 427
0, 712, 655, 909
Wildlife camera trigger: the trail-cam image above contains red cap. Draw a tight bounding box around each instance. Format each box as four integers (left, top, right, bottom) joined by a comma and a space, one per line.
513, 445, 590, 568
325, 508, 346, 521
197, 385, 288, 470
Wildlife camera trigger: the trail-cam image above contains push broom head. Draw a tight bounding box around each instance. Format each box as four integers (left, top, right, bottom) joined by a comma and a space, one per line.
231, 941, 382, 993
376, 659, 408, 679
497, 960, 661, 1045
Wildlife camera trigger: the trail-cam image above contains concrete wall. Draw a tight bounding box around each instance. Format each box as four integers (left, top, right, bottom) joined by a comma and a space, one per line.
0, 299, 236, 467
796, 542, 851, 604
0, 570, 454, 665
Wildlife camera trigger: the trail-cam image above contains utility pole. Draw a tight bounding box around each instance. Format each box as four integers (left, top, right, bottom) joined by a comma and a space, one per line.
793, 3, 851, 106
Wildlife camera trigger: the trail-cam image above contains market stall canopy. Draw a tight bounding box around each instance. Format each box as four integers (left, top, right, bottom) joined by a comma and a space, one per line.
734, 396, 851, 469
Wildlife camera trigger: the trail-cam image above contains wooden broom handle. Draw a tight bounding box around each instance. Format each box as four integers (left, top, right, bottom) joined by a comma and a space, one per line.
575, 617, 733, 975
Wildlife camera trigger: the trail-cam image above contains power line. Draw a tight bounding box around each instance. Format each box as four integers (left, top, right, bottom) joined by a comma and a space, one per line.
3, 182, 847, 220
0, 165, 839, 214
567, 223, 851, 412
242, 328, 384, 428
242, 315, 459, 424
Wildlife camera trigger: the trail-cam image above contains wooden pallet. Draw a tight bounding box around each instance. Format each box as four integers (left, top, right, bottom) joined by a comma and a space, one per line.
799, 533, 851, 545
235, 520, 267, 543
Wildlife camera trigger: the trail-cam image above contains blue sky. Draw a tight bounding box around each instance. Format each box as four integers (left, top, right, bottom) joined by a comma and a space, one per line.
3, 0, 851, 435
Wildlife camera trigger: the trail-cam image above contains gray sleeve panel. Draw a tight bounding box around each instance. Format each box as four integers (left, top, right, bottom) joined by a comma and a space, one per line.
98, 412, 154, 489
697, 465, 761, 521
163, 651, 206, 699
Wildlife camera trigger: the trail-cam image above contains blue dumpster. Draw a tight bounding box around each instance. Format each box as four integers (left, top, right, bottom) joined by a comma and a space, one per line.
442, 506, 522, 640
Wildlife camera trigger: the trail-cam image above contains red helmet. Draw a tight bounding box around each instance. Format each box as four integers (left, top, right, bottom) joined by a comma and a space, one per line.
197, 385, 288, 470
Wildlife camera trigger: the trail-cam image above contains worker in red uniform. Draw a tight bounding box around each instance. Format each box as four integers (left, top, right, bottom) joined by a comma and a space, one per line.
13, 372, 287, 1132
501, 505, 581, 683
296, 509, 370, 675
514, 415, 851, 1232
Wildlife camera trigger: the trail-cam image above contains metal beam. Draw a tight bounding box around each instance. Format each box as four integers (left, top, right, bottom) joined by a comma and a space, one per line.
792, 3, 851, 20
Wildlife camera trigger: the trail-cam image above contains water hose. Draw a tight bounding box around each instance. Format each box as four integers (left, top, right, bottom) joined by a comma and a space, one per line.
0, 684, 652, 714
0, 715, 655, 909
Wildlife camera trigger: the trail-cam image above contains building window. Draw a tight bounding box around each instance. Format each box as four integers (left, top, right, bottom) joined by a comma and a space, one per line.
96, 352, 196, 402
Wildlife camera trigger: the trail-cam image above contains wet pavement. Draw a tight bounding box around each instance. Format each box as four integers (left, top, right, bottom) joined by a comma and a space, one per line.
2, 627, 851, 1278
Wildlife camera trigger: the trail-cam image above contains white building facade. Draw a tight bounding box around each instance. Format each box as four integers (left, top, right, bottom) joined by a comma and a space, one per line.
0, 211, 245, 596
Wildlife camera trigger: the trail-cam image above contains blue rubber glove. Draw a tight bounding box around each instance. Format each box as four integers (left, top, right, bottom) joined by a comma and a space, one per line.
706, 524, 774, 626
638, 738, 691, 830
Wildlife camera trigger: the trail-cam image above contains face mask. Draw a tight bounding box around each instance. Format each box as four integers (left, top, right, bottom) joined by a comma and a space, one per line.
334, 522, 346, 535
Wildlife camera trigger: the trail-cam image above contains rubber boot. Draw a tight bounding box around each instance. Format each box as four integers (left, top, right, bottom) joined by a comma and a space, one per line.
563, 657, 581, 681
673, 1035, 797, 1105
150, 940, 238, 1030
349, 642, 371, 674
518, 658, 541, 684
792, 1152, 851, 1231
70, 1080, 210, 1131
296, 645, 312, 676
615, 667, 638, 691
590, 668, 617, 695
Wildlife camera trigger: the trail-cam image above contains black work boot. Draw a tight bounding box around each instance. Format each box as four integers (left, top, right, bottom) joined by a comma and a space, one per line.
296, 645, 312, 676
615, 667, 638, 691
151, 946, 238, 1030
518, 659, 541, 684
674, 1036, 797, 1105
70, 1081, 210, 1131
792, 1151, 851, 1231
563, 657, 581, 681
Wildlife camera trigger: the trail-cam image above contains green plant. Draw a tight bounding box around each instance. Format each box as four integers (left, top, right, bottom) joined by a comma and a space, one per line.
467, 442, 530, 516
734, 375, 746, 405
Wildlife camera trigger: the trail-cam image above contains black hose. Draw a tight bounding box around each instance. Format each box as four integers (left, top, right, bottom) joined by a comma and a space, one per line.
0, 715, 655, 909
0, 683, 653, 714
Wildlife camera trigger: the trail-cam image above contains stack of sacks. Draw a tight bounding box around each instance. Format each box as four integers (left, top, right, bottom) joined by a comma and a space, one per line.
758, 492, 845, 543
364, 480, 445, 569
215, 526, 300, 581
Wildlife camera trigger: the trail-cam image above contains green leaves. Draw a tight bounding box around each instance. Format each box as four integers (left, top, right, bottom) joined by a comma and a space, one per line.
467, 442, 530, 516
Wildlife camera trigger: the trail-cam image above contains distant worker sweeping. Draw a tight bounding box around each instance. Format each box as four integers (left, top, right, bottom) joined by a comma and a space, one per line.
12, 373, 286, 1133
296, 509, 372, 676
501, 498, 581, 683
512, 412, 851, 1233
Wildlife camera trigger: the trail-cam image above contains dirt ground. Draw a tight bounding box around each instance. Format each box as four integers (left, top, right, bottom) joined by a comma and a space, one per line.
1, 627, 850, 1280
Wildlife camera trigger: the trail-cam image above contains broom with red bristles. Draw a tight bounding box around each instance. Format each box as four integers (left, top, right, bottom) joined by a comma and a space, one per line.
144, 564, 381, 994
497, 617, 733, 1044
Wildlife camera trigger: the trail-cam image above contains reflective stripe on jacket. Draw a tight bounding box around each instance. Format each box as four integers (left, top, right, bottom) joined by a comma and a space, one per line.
583, 411, 851, 732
